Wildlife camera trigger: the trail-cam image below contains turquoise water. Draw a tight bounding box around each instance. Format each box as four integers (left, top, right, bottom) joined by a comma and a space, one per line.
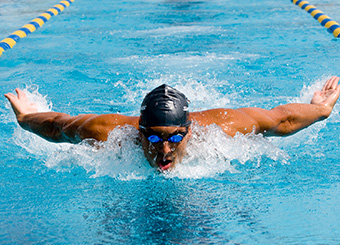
1, 0, 340, 243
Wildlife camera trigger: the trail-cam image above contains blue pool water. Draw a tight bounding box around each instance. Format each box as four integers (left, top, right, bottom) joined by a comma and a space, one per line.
1, 0, 340, 243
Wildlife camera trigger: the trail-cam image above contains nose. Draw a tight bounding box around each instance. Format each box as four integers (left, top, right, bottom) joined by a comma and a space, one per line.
158, 141, 172, 155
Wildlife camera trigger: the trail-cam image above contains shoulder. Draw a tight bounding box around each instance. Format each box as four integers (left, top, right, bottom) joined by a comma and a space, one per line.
77, 114, 140, 141
189, 108, 259, 136
189, 108, 249, 124
84, 114, 139, 126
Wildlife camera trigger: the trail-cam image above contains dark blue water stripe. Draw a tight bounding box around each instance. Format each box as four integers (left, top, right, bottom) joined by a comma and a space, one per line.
46, 11, 55, 16
0, 42, 11, 50
29, 21, 40, 29
307, 8, 317, 13
37, 16, 48, 23
328, 24, 340, 33
19, 27, 31, 35
8, 35, 20, 42
321, 18, 332, 26
301, 3, 309, 9
52, 7, 61, 13
313, 13, 324, 20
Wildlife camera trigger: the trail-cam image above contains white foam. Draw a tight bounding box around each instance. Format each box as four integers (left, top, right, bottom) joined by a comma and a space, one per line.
113, 52, 258, 65
166, 123, 289, 179
22, 85, 53, 113
99, 74, 237, 116
45, 126, 154, 180
122, 26, 223, 38
7, 78, 334, 180
10, 122, 289, 180
291, 76, 326, 104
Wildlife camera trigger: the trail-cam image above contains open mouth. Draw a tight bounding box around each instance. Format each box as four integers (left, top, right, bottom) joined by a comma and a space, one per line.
158, 159, 172, 171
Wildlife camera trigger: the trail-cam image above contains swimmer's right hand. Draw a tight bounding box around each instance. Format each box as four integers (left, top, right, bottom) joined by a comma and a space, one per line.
4, 88, 38, 119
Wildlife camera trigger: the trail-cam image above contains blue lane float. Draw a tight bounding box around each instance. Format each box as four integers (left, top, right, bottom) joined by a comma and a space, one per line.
0, 0, 75, 57
291, 0, 340, 38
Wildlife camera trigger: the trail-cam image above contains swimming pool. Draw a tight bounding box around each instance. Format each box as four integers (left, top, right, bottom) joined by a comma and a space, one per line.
1, 0, 340, 243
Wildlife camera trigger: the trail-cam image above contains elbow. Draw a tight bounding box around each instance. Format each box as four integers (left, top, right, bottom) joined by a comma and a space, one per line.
265, 120, 297, 137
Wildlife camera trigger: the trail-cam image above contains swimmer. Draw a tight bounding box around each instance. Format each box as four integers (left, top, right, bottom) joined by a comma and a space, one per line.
5, 76, 340, 171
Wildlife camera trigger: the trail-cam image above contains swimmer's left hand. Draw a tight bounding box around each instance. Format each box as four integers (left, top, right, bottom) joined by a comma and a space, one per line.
4, 88, 38, 119
311, 76, 340, 110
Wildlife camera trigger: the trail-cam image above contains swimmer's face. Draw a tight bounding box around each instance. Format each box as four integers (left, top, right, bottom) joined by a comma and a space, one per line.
140, 126, 192, 171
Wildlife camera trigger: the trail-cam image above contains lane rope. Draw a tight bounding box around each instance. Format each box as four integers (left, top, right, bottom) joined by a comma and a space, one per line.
291, 0, 340, 38
0, 0, 75, 57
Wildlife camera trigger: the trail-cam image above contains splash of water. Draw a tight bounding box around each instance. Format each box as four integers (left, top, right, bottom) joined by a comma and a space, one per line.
11, 122, 290, 180
6, 78, 332, 180
166, 123, 289, 179
45, 126, 154, 180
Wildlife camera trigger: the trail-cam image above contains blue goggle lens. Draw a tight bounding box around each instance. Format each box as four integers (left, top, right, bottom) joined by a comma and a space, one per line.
169, 134, 183, 143
148, 135, 162, 143
147, 134, 184, 143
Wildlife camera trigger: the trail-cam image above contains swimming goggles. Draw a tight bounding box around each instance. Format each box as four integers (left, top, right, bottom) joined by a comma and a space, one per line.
141, 127, 189, 143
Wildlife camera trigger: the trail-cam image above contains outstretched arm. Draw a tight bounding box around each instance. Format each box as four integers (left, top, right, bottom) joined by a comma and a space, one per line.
4, 89, 139, 143
239, 76, 340, 136
190, 76, 340, 137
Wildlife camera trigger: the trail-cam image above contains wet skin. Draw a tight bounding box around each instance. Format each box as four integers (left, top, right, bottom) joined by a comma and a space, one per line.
140, 126, 192, 171
5, 76, 340, 171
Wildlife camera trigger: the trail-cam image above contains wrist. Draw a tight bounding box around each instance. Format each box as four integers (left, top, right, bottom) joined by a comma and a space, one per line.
16, 113, 25, 123
16, 113, 31, 130
317, 104, 332, 118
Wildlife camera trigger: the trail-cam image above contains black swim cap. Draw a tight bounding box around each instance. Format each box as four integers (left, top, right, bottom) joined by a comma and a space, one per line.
139, 84, 191, 127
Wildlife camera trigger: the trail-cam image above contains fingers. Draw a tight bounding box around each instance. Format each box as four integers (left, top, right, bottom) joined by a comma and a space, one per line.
4, 92, 13, 99
323, 76, 339, 91
15, 88, 28, 101
4, 88, 28, 102
337, 83, 340, 93
332, 76, 340, 90
4, 92, 17, 102
328, 76, 339, 90
322, 77, 332, 91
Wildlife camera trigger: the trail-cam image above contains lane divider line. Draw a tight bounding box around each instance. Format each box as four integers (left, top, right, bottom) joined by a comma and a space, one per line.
0, 0, 75, 57
291, 0, 340, 38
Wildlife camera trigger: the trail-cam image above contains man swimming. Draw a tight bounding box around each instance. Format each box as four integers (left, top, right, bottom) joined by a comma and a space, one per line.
4, 76, 340, 171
